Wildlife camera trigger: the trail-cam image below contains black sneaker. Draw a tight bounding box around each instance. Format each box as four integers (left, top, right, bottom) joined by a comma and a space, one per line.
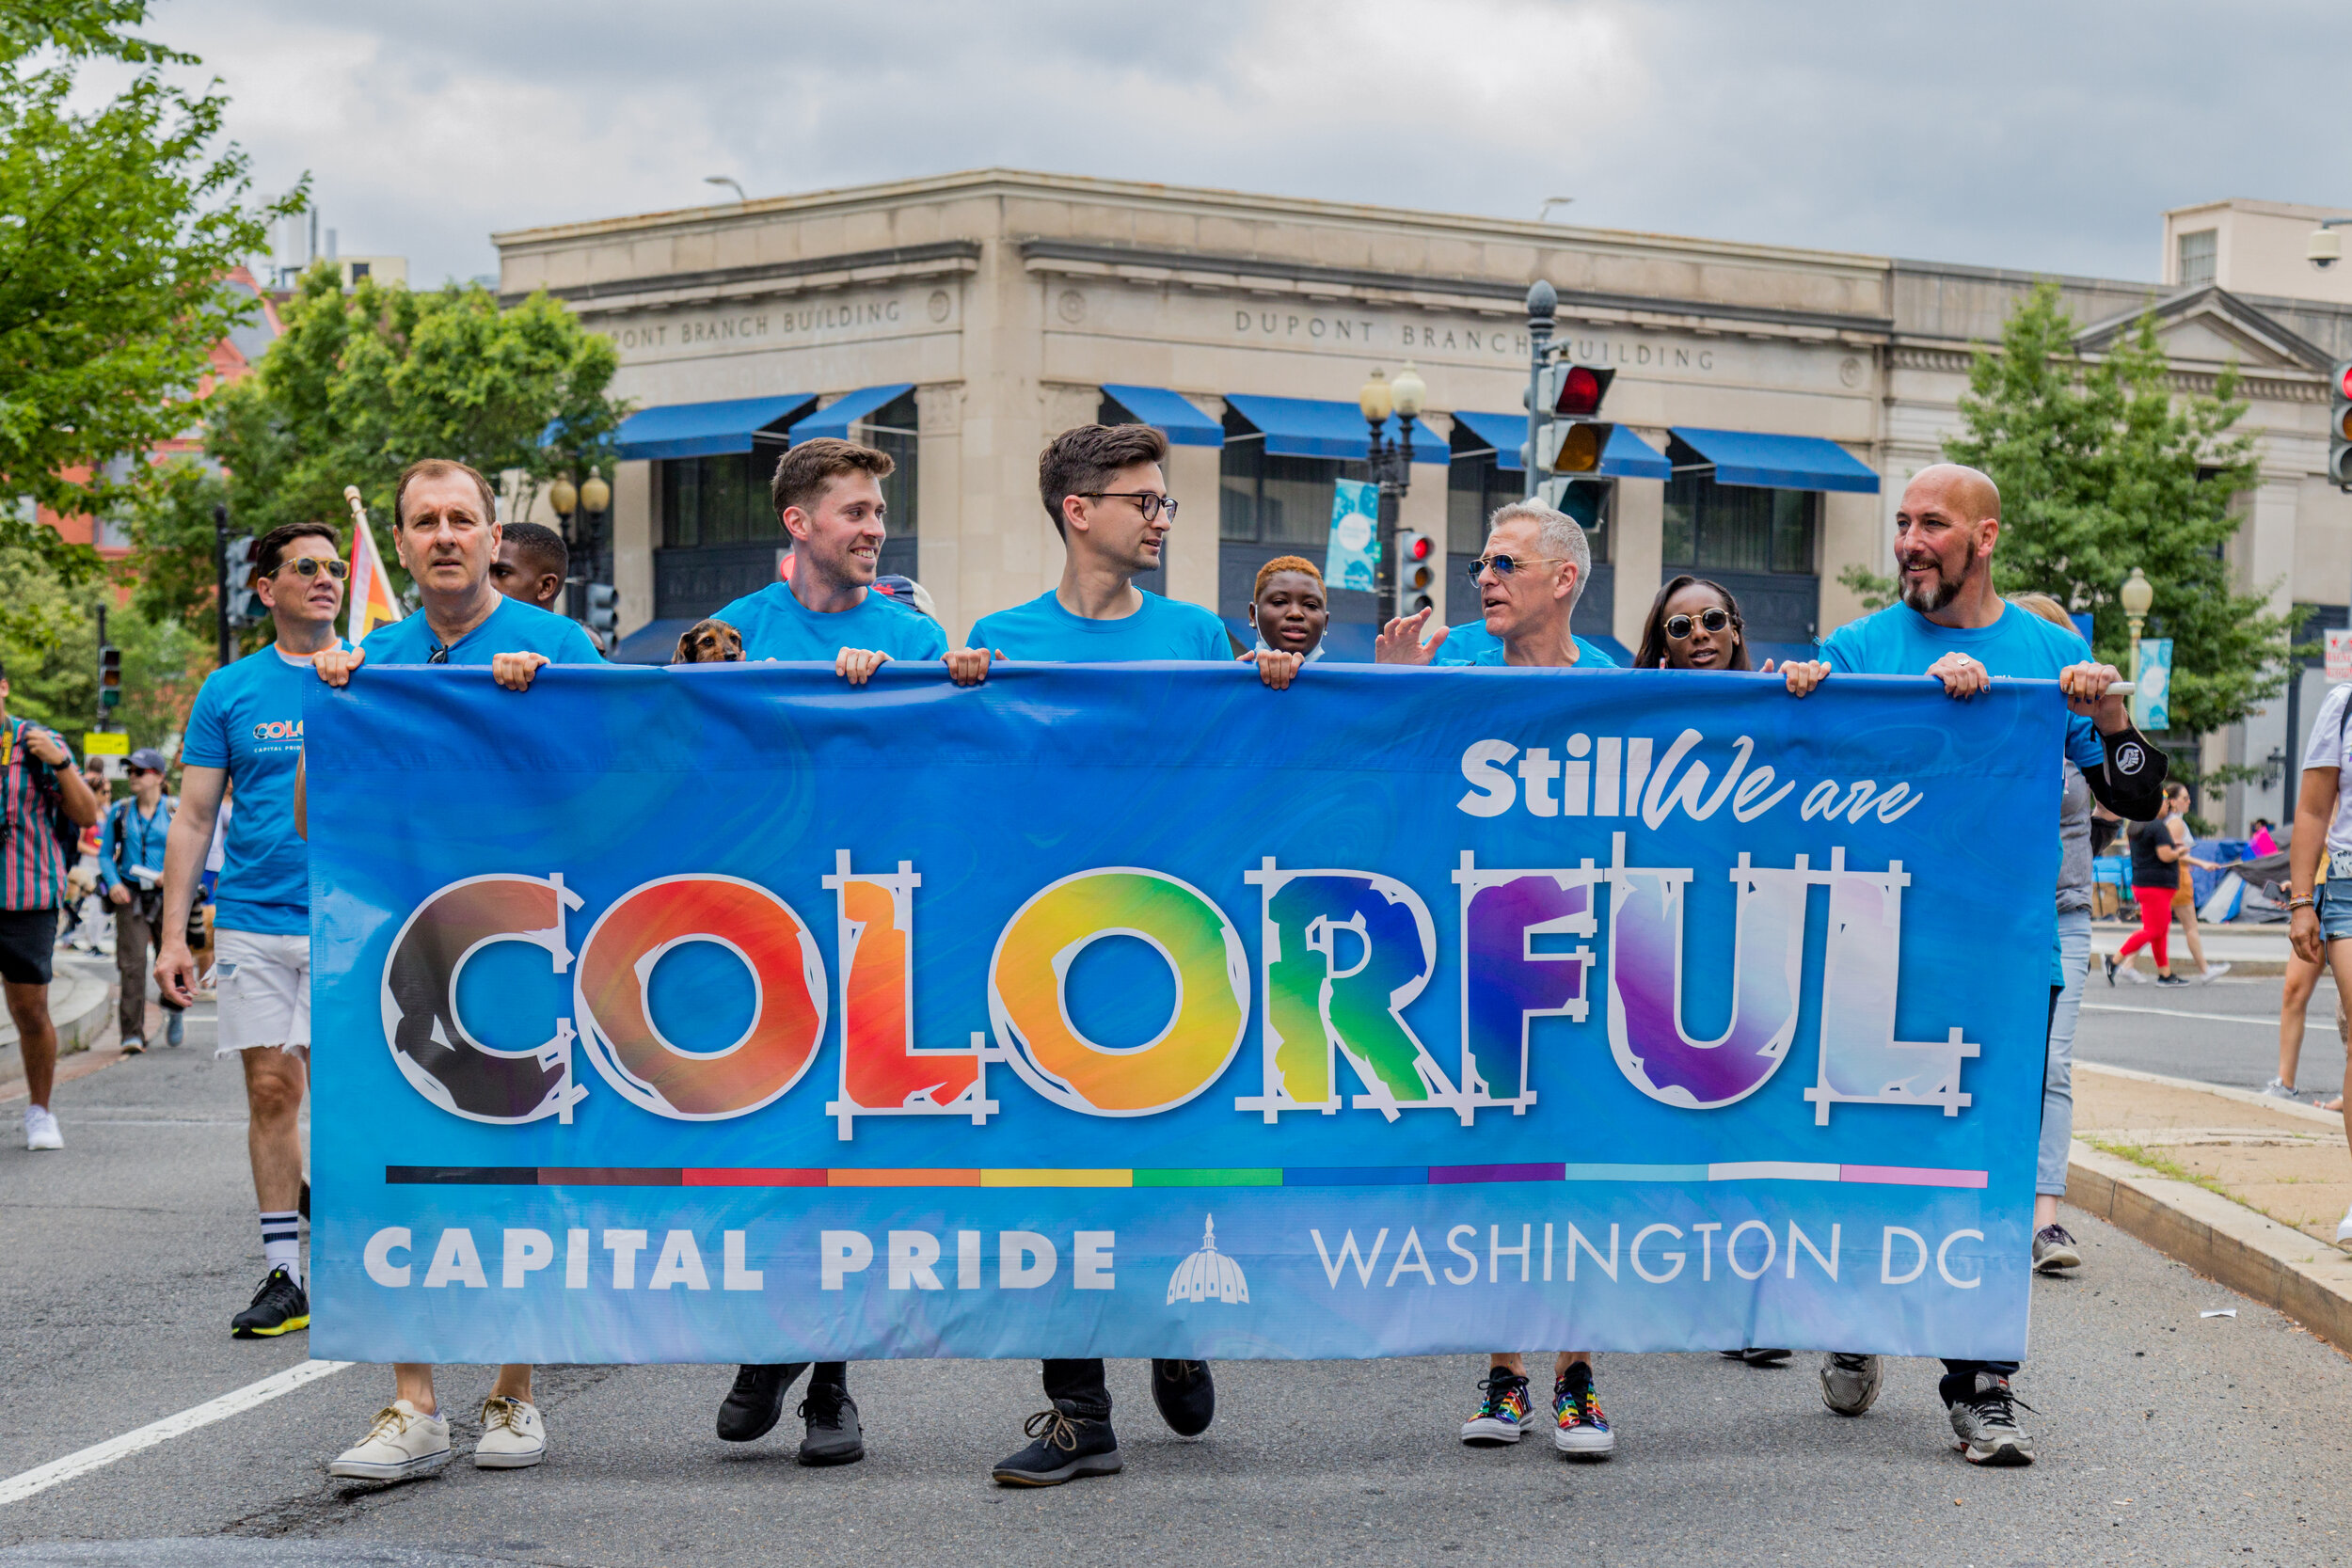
797, 1379, 864, 1466
1150, 1357, 1216, 1437
716, 1362, 807, 1442
2102, 954, 2118, 987
230, 1265, 310, 1338
1739, 1347, 1791, 1367
2154, 973, 2190, 987
991, 1407, 1122, 1486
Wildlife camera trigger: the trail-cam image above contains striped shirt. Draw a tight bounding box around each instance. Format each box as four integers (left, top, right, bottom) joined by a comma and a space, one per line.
1, 718, 72, 911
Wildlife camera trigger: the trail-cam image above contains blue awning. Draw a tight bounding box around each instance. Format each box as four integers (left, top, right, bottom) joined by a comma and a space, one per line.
1668, 428, 1880, 493
795, 384, 916, 442
1448, 411, 1671, 480
1222, 394, 1451, 466
610, 394, 816, 462
1101, 385, 1223, 447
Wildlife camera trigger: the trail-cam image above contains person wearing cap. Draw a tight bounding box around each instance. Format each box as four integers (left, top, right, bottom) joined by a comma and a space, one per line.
100, 747, 180, 1053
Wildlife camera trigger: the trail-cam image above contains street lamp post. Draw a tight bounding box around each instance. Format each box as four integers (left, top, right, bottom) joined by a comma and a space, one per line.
1359, 362, 1425, 624
2120, 565, 2153, 726
547, 470, 612, 621
1523, 280, 1556, 503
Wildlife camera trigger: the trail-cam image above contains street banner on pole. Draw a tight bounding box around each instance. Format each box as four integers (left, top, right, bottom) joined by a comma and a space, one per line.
2327, 628, 2352, 686
308, 665, 2057, 1366
2136, 638, 2173, 730
1324, 479, 1379, 592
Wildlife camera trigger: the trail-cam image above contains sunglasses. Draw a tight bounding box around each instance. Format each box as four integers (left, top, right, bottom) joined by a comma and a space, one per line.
1466, 553, 1569, 581
278, 557, 350, 580
1664, 608, 1739, 640
1078, 492, 1179, 522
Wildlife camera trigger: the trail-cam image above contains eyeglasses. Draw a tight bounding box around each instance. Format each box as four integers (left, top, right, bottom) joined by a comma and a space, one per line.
1663, 608, 1739, 640
278, 557, 350, 580
1079, 492, 1179, 522
1466, 553, 1570, 581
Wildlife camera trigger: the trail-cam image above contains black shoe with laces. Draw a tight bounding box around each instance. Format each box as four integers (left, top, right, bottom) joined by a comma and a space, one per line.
1942, 1371, 2035, 1465
716, 1362, 808, 1442
230, 1265, 309, 1338
991, 1405, 1122, 1486
1150, 1357, 1216, 1437
2102, 954, 2118, 987
797, 1377, 865, 1465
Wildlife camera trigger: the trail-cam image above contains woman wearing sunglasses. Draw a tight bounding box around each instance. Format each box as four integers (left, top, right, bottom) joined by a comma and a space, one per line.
1633, 576, 1777, 673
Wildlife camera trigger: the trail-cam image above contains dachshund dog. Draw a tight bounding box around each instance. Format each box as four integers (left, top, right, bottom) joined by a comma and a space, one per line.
674, 618, 744, 664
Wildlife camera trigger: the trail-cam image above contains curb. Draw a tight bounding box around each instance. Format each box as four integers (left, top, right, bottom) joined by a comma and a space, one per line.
2075, 1059, 2345, 1129
0, 958, 115, 1092
2065, 1140, 2352, 1352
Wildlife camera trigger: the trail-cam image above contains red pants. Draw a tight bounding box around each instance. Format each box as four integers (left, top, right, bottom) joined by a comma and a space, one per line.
2114, 886, 2172, 972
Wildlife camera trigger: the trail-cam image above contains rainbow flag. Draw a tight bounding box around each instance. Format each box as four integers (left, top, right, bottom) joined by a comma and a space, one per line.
346, 503, 402, 642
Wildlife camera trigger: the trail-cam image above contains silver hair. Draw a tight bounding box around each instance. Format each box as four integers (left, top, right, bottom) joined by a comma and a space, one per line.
1486, 500, 1590, 605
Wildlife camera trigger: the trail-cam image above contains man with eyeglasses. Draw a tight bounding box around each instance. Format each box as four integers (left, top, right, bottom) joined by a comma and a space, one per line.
157, 521, 353, 1337
100, 746, 181, 1053
961, 423, 1297, 1491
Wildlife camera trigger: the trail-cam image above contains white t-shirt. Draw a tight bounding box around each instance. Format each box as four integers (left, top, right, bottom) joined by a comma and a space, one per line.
2305, 683, 2352, 862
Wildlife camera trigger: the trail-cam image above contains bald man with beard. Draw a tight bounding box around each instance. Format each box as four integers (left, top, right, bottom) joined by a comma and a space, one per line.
1783, 463, 2168, 1465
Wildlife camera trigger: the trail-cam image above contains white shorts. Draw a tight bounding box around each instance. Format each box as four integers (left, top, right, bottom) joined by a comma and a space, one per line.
214, 928, 311, 1055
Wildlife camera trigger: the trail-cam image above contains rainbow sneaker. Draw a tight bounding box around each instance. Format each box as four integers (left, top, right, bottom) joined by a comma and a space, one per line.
1552, 1365, 1614, 1458
1459, 1370, 1535, 1445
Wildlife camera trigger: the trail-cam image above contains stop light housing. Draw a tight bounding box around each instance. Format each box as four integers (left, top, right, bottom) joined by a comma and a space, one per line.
1527, 362, 1615, 474
2330, 360, 2352, 489
98, 645, 121, 709
585, 583, 620, 637
1395, 530, 1436, 613
224, 535, 263, 627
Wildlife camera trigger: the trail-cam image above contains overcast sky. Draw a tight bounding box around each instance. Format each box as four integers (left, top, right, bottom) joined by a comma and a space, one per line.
132, 0, 2347, 288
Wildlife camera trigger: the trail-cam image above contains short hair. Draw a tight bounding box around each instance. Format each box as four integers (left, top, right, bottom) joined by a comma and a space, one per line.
771, 437, 893, 520
501, 519, 568, 582
1486, 500, 1591, 606
255, 521, 340, 580
394, 458, 498, 529
1039, 423, 1169, 539
2007, 591, 2074, 632
1635, 575, 1752, 672
1253, 555, 1323, 599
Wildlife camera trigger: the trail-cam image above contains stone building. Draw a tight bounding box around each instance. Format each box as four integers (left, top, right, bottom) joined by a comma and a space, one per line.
494, 172, 2352, 832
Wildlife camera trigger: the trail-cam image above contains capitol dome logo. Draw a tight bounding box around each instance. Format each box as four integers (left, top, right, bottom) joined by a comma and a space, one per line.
1166, 1214, 1248, 1306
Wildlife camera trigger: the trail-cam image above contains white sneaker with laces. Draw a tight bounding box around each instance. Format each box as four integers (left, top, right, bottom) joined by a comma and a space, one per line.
328, 1400, 451, 1481
24, 1105, 62, 1151
2337, 1203, 2352, 1246
473, 1395, 547, 1469
2262, 1078, 2300, 1101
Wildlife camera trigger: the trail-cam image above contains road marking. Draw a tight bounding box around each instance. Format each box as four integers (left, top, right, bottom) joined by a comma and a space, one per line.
2082, 1004, 2277, 1027
0, 1358, 352, 1507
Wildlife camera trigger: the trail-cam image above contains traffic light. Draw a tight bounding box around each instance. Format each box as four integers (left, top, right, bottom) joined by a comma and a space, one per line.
1523, 362, 1616, 474
2330, 359, 2352, 489
98, 645, 121, 709
584, 583, 619, 640
223, 535, 264, 627
1395, 530, 1436, 613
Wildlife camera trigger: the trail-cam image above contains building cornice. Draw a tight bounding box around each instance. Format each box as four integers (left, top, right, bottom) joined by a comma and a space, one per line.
1018, 239, 1895, 344
500, 241, 983, 312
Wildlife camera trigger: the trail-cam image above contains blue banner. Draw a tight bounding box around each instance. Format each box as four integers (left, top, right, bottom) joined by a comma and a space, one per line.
307, 663, 2059, 1366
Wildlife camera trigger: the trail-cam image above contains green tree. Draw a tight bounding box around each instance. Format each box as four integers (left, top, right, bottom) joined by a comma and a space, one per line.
1, 540, 200, 758
187, 266, 627, 601
0, 0, 299, 636
1944, 280, 2295, 737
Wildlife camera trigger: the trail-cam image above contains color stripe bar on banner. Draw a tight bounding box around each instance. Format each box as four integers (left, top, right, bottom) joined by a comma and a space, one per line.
386, 1162, 1988, 1190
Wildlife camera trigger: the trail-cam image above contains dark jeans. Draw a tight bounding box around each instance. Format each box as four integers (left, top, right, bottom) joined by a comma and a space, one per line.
1042, 1358, 1110, 1419
113, 897, 181, 1040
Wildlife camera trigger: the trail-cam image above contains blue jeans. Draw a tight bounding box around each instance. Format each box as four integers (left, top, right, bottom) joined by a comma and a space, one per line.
2039, 910, 2091, 1196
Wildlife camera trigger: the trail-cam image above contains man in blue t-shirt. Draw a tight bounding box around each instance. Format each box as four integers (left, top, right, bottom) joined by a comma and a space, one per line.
968, 423, 1296, 685
1375, 500, 1616, 673
312, 458, 598, 1481
159, 520, 352, 1342
1791, 463, 2166, 1468
710, 437, 972, 686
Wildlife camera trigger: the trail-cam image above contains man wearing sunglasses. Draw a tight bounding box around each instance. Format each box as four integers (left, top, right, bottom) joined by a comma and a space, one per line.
1375, 500, 1616, 673
158, 521, 352, 1340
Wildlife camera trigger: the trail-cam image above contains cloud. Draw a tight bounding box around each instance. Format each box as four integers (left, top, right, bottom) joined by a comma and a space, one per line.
137, 0, 2347, 287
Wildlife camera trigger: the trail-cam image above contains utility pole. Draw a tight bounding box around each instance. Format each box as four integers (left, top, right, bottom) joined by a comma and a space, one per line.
93, 604, 106, 731
214, 501, 232, 668
1523, 280, 1557, 502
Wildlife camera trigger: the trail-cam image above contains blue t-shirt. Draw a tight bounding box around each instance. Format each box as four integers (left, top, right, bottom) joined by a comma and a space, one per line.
970, 590, 1233, 662
183, 644, 343, 935
1439, 620, 1620, 669
1822, 601, 2102, 984
711, 581, 948, 663
360, 594, 604, 667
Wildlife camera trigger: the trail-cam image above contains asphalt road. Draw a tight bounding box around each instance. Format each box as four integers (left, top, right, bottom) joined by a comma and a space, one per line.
6, 1000, 2352, 1567
2074, 967, 2346, 1100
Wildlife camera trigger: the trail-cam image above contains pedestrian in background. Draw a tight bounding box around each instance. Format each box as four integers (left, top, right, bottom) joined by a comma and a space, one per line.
2108, 783, 2193, 986
2165, 801, 2230, 983
2285, 673, 2352, 1239
99, 747, 181, 1053
0, 657, 102, 1150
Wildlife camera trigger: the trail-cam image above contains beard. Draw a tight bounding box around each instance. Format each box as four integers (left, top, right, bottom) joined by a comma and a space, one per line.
1898, 556, 1967, 612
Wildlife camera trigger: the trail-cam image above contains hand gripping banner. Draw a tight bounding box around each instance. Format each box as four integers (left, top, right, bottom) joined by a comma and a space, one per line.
306, 662, 2059, 1365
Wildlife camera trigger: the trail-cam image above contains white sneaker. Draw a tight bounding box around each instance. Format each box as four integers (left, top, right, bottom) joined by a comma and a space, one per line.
473, 1395, 547, 1469
2337, 1204, 2352, 1246
328, 1400, 451, 1481
2262, 1078, 2300, 1101
2192, 962, 2233, 985
24, 1106, 62, 1151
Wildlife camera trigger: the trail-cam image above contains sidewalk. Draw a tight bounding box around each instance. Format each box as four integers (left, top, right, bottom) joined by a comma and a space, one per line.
2069, 1060, 2352, 1347
0, 950, 117, 1093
